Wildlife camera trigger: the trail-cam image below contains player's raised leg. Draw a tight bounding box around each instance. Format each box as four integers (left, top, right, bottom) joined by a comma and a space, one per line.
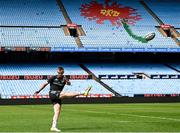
60, 92, 80, 99
59, 86, 92, 99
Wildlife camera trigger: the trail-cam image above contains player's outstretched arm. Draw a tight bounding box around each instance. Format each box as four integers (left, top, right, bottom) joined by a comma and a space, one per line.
34, 82, 49, 95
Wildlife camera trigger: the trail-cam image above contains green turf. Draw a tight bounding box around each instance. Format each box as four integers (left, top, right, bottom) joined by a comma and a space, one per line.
0, 103, 180, 132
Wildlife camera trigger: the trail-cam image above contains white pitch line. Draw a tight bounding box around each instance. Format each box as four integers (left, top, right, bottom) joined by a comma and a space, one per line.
64, 109, 180, 122
120, 113, 180, 122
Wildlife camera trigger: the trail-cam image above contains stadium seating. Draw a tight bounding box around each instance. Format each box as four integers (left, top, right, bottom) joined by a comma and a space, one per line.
0, 0, 179, 49
0, 64, 113, 98
1, 28, 77, 47
0, 63, 179, 98
62, 0, 178, 48
85, 63, 179, 75
0, 0, 77, 47
0, 64, 87, 75
102, 79, 180, 97
86, 63, 180, 97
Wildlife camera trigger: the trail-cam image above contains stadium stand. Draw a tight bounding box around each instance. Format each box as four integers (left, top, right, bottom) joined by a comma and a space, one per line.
1, 28, 77, 47
102, 79, 180, 97
0, 63, 179, 98
86, 63, 180, 97
0, 0, 77, 47
0, 64, 87, 75
0, 64, 113, 99
85, 63, 179, 75
62, 0, 178, 48
0, 0, 179, 50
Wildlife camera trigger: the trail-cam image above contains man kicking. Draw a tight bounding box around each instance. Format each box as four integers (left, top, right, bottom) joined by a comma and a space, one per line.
34, 66, 92, 132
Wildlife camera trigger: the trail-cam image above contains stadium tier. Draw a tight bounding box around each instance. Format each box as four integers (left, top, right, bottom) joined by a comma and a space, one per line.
85, 63, 179, 75
0, 0, 76, 47
1, 28, 77, 47
0, 0, 179, 52
0, 64, 87, 75
102, 79, 180, 97
86, 63, 180, 97
0, 63, 179, 99
62, 0, 178, 48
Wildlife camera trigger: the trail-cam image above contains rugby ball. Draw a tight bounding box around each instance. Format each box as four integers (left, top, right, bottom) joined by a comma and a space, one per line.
144, 32, 156, 41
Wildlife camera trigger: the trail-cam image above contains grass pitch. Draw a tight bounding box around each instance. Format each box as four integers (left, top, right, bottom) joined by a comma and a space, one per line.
0, 103, 180, 132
